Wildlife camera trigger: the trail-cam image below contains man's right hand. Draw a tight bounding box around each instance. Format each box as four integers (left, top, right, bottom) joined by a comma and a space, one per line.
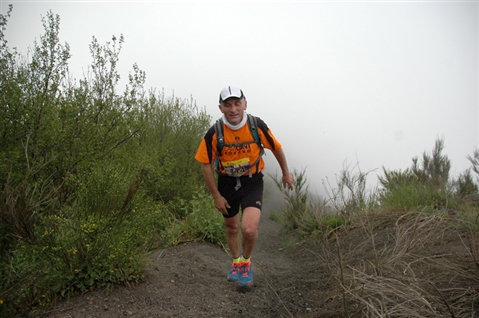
214, 195, 231, 216
201, 163, 231, 215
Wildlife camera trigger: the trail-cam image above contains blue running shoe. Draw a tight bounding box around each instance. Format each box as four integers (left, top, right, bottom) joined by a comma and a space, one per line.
227, 262, 241, 282
239, 261, 253, 287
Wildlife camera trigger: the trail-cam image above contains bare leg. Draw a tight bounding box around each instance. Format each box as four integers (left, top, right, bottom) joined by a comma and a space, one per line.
224, 214, 241, 259
240, 207, 261, 259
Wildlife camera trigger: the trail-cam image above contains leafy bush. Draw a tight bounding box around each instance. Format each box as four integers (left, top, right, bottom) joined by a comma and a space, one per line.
134, 91, 211, 204
378, 169, 446, 211
0, 7, 216, 314
168, 190, 226, 246
0, 163, 176, 311
270, 168, 348, 239
323, 162, 378, 215
379, 138, 453, 211
271, 139, 479, 239
454, 169, 478, 197
321, 214, 346, 230
270, 168, 309, 231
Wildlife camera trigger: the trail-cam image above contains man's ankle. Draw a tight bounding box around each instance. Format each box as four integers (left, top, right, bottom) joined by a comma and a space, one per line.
241, 255, 251, 263
233, 256, 242, 263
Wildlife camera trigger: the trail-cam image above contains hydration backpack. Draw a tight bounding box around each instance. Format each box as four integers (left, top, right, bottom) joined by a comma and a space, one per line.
213, 114, 265, 176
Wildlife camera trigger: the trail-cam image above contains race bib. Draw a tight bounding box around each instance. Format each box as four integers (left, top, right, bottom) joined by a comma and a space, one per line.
221, 158, 251, 177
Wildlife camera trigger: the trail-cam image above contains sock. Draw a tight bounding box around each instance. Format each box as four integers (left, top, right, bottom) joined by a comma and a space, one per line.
233, 256, 242, 263
241, 256, 251, 263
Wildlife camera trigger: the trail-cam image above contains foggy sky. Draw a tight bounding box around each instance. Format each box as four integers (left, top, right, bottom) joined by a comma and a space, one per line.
2, 0, 478, 197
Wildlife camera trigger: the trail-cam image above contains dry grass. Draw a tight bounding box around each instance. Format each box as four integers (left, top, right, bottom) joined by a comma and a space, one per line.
310, 211, 479, 317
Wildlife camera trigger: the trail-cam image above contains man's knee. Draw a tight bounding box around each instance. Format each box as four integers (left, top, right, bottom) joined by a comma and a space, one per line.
241, 207, 260, 240
224, 217, 240, 235
225, 225, 239, 236
241, 225, 258, 240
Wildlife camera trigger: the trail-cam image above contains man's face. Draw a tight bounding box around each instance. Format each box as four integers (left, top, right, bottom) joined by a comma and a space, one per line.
219, 97, 247, 125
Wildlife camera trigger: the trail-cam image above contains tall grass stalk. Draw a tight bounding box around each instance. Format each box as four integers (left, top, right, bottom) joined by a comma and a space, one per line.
322, 161, 378, 216
270, 168, 309, 230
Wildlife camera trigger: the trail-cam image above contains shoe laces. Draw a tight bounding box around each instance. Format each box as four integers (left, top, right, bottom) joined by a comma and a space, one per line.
231, 262, 241, 274
241, 262, 251, 276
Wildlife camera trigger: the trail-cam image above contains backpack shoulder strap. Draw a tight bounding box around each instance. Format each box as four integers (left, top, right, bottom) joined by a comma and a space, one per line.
247, 114, 263, 152
214, 118, 224, 157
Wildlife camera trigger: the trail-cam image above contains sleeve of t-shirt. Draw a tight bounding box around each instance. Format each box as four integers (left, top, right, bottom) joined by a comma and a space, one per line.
194, 126, 216, 164
256, 117, 282, 151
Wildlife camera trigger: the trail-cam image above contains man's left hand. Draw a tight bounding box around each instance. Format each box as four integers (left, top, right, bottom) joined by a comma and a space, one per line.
282, 172, 294, 190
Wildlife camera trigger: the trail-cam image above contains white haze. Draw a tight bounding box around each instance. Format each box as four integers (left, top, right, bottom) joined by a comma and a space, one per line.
2, 0, 478, 197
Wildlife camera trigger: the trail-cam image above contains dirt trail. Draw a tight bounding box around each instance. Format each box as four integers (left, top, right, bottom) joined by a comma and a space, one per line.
42, 200, 336, 318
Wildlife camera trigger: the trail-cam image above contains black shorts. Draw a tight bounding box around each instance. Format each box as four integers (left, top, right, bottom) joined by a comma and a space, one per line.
218, 172, 264, 218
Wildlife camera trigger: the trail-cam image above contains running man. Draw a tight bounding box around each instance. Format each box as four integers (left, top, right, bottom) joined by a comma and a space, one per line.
195, 85, 294, 286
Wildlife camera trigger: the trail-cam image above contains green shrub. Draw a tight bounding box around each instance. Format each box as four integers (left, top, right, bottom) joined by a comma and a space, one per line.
323, 162, 378, 215
133, 91, 210, 204
268, 210, 282, 223
170, 191, 226, 246
379, 139, 453, 211
270, 168, 309, 231
454, 169, 478, 197
270, 168, 349, 239
322, 214, 346, 230
378, 173, 447, 211
0, 7, 216, 314
0, 164, 168, 311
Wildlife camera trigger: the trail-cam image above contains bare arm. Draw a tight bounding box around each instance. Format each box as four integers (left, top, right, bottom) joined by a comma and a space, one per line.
271, 148, 294, 190
201, 163, 231, 215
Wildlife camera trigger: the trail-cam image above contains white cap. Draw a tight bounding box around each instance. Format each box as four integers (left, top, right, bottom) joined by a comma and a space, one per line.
219, 86, 244, 103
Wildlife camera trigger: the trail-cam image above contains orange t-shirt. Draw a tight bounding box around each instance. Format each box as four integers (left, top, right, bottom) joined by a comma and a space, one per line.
195, 116, 282, 176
